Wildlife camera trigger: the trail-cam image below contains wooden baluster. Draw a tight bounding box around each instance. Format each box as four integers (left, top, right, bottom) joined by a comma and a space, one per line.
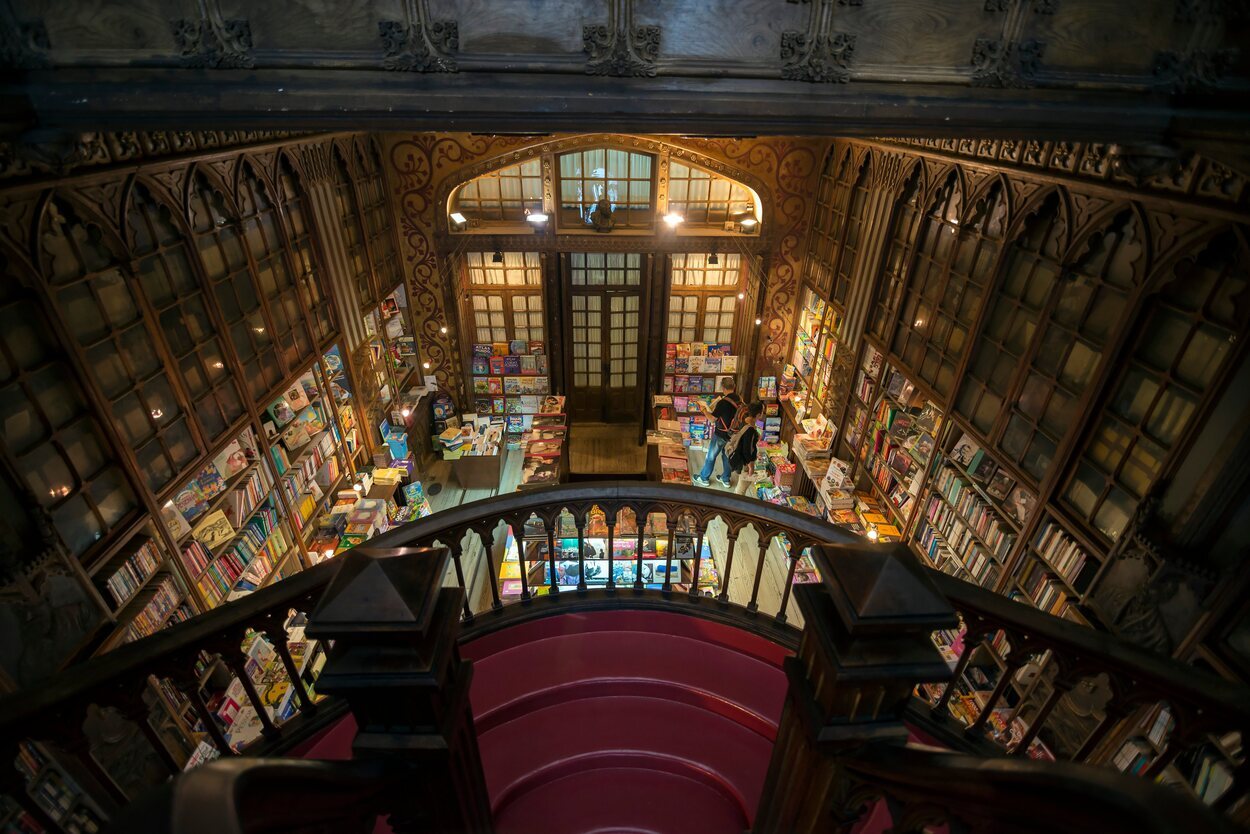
268, 629, 317, 715
932, 630, 988, 714
1143, 735, 1185, 779
968, 655, 1029, 736
576, 512, 588, 593
717, 528, 738, 604
1072, 702, 1131, 762
514, 516, 531, 602
605, 508, 617, 592
222, 652, 281, 743
662, 513, 676, 593
173, 669, 235, 758
446, 536, 474, 620
476, 524, 503, 610
775, 539, 802, 624
546, 519, 559, 595
747, 529, 770, 613
635, 510, 646, 591
1010, 680, 1074, 755
687, 523, 706, 598
112, 687, 182, 776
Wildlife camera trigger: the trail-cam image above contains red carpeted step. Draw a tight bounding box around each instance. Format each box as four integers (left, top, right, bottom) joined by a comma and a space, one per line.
479, 694, 771, 823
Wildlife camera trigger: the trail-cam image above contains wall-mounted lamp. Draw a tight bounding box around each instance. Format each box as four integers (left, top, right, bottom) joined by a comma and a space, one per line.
450, 212, 468, 231
440, 326, 448, 334
708, 242, 719, 266
492, 249, 504, 264
422, 361, 431, 369
737, 292, 745, 300
525, 208, 549, 233
663, 212, 684, 229
866, 526, 879, 541
754, 317, 762, 326
401, 407, 411, 418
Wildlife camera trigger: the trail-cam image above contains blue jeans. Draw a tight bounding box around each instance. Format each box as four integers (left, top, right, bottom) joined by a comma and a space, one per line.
699, 433, 732, 485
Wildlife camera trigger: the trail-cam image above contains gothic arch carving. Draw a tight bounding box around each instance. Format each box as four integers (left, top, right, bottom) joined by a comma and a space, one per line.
1059, 201, 1150, 287
37, 188, 130, 277
1001, 184, 1070, 256
187, 161, 245, 225
435, 133, 775, 232
1142, 224, 1249, 300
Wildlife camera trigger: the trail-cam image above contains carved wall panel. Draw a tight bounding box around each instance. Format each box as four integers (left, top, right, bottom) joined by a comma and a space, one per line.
382, 132, 825, 402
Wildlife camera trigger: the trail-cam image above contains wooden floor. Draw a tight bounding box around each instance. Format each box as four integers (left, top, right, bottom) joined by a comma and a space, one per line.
414, 442, 799, 629
568, 422, 647, 475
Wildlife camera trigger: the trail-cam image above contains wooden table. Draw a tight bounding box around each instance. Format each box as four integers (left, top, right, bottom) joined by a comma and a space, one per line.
450, 451, 505, 490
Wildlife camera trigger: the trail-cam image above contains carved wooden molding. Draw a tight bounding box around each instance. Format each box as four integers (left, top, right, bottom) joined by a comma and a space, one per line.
0, 13, 49, 69
872, 137, 1249, 210
1153, 48, 1238, 93
781, 0, 857, 83
378, 0, 458, 73
584, 0, 660, 77
971, 37, 1044, 88
0, 130, 309, 184
170, 1, 254, 69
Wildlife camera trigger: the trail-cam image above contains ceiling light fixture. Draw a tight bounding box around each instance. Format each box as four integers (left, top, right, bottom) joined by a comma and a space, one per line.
525, 209, 549, 224
492, 250, 503, 264
739, 216, 757, 230
450, 212, 467, 230
663, 212, 684, 228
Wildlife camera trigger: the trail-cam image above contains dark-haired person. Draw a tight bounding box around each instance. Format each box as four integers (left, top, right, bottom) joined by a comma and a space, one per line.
728, 401, 764, 495
692, 377, 742, 487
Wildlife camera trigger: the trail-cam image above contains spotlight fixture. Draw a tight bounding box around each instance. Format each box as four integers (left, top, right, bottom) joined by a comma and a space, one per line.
739, 216, 757, 230
439, 326, 448, 334
492, 249, 503, 264
754, 317, 762, 326
352, 482, 363, 492
449, 212, 467, 230
866, 526, 879, 541
737, 292, 745, 300
663, 212, 684, 228
401, 407, 411, 418
324, 549, 335, 559
524, 207, 549, 230
422, 361, 431, 369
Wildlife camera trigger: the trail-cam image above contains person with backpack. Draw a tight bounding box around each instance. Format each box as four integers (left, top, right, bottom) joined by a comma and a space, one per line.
727, 400, 764, 494
692, 377, 743, 487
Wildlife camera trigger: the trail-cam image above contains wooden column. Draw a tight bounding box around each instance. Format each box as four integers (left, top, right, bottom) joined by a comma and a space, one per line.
753, 541, 957, 834
306, 545, 494, 833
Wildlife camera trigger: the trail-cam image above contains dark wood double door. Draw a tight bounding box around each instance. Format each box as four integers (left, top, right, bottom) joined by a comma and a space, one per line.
563, 252, 648, 423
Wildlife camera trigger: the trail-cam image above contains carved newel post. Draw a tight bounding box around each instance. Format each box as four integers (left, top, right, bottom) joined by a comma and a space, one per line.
307, 546, 494, 834
753, 541, 957, 833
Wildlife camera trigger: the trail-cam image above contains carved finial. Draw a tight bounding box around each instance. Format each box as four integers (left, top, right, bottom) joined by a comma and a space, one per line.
170, 0, 253, 69
584, 0, 660, 77
378, 0, 458, 72
971, 37, 1045, 88
781, 0, 856, 83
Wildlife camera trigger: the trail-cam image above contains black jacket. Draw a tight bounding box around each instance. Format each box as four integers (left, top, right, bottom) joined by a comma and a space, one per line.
728, 426, 760, 473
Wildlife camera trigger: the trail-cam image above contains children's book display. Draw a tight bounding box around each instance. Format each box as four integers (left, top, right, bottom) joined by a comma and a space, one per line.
499, 509, 719, 598
660, 343, 739, 448
472, 341, 551, 442
651, 392, 708, 450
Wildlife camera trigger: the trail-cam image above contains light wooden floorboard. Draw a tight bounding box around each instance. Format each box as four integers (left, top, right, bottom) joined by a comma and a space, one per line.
568, 422, 647, 474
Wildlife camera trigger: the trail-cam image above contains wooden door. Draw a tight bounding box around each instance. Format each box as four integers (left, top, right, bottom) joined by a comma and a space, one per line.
565, 252, 645, 423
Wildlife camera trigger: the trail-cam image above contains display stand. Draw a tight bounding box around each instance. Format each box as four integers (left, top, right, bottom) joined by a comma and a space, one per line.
451, 452, 506, 490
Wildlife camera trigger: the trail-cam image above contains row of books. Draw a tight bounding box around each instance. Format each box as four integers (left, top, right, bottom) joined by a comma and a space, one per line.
125, 574, 182, 642
102, 536, 163, 607
471, 353, 549, 376
197, 508, 288, 606
932, 465, 1016, 560
472, 374, 552, 394
222, 463, 275, 528
662, 354, 740, 374
1030, 519, 1091, 586
473, 340, 546, 358
1018, 559, 1073, 618
662, 374, 729, 394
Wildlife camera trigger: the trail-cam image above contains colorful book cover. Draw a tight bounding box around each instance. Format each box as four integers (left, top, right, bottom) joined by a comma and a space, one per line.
471, 356, 489, 375
703, 356, 722, 373
675, 357, 690, 373
502, 355, 522, 375
503, 376, 523, 394
691, 342, 709, 357
528, 340, 545, 355
493, 397, 506, 414
519, 355, 538, 375
663, 357, 676, 374
488, 376, 503, 394
473, 377, 490, 394
489, 356, 505, 375
663, 376, 674, 393
538, 395, 565, 415
688, 356, 704, 374
473, 343, 493, 357
532, 415, 566, 428
506, 399, 525, 414
536, 355, 549, 375
475, 397, 493, 415
675, 343, 692, 358
722, 355, 738, 372
509, 339, 528, 355
212, 439, 250, 480
674, 375, 688, 393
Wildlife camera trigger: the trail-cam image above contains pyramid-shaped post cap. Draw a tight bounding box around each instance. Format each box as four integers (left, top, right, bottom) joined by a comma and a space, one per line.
308, 546, 450, 637
811, 541, 956, 635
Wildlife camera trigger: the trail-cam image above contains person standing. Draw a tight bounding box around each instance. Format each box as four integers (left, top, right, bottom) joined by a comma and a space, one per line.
693, 378, 742, 488
728, 400, 764, 494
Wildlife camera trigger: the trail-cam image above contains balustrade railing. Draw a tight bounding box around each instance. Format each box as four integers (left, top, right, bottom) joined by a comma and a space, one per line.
0, 482, 1245, 832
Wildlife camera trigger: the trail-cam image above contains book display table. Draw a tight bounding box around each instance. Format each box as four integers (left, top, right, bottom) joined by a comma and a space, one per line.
451, 451, 505, 489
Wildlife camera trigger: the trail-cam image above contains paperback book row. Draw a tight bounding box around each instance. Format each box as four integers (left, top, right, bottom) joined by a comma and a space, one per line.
100, 536, 164, 609
931, 465, 1016, 561
663, 344, 739, 374
1017, 557, 1077, 620
125, 574, 186, 642
183, 507, 290, 607
916, 507, 1003, 588
947, 431, 1037, 527
519, 410, 567, 489
1030, 519, 1092, 587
